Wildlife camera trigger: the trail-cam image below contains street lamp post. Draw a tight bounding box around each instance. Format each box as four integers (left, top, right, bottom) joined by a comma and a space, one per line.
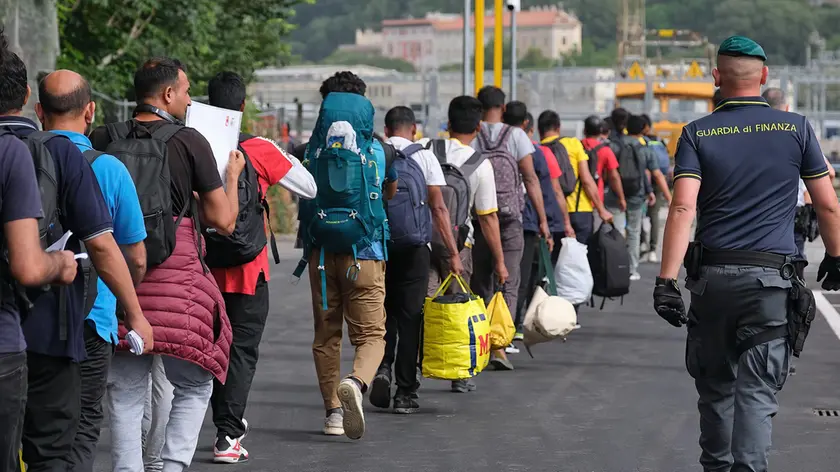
507, 0, 520, 100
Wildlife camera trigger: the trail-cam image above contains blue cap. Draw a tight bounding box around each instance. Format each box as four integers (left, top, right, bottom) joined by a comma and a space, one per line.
718, 36, 767, 62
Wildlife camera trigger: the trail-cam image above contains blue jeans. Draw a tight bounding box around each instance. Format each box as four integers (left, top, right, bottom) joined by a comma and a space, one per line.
608, 200, 644, 274
108, 354, 211, 472
141, 355, 173, 472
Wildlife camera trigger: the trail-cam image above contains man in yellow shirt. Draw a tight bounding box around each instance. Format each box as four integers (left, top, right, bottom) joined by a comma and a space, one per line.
538, 110, 612, 242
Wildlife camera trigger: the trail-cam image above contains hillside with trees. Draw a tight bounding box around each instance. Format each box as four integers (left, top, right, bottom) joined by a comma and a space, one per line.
290, 0, 840, 67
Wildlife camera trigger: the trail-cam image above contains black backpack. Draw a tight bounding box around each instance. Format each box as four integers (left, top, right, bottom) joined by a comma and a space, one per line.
544, 139, 577, 196
79, 150, 106, 316
425, 139, 486, 260
0, 126, 73, 335
204, 134, 280, 268
101, 121, 186, 267
584, 142, 606, 188
587, 223, 630, 307
610, 137, 644, 197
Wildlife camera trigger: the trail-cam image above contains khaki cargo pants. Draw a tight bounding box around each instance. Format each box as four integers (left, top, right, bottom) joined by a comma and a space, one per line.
308, 250, 386, 410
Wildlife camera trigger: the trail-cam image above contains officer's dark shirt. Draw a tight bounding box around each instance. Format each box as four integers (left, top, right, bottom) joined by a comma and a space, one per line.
0, 116, 113, 361
674, 97, 828, 256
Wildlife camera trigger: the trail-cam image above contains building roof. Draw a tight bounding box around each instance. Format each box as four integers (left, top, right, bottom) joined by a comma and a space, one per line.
254, 65, 401, 81
382, 6, 580, 31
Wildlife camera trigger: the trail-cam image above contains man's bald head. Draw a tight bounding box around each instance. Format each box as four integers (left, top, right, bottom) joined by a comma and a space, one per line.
762, 87, 786, 111
38, 70, 92, 116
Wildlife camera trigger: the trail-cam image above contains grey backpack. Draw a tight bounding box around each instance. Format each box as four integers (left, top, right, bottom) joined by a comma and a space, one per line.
426, 139, 486, 259
478, 125, 523, 222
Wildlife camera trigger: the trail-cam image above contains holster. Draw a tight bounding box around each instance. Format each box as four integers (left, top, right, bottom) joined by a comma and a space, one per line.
684, 241, 703, 280
788, 278, 817, 358
807, 205, 820, 242
794, 205, 810, 234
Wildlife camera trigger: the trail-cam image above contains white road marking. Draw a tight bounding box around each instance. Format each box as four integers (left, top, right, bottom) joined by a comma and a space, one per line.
813, 291, 840, 341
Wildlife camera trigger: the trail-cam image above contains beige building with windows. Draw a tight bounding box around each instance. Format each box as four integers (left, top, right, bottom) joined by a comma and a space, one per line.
371, 5, 582, 70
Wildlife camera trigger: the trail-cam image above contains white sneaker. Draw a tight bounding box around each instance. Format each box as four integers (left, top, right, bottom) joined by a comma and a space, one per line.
323, 410, 344, 436
647, 252, 659, 263
630, 272, 642, 281
505, 343, 520, 354
213, 436, 249, 463
337, 378, 366, 440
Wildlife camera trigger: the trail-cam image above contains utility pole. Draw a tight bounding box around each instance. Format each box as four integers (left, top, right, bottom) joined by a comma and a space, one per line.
462, 0, 471, 95
493, 0, 504, 88
507, 0, 520, 100
474, 0, 485, 93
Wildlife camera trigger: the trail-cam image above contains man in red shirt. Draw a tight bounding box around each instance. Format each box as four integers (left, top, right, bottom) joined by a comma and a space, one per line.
205, 72, 316, 463
581, 116, 626, 215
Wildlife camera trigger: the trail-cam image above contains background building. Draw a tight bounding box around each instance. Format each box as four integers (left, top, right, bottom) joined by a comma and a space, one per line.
357, 5, 582, 70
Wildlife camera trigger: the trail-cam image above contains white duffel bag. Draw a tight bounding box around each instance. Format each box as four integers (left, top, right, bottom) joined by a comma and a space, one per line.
522, 285, 577, 355
554, 237, 594, 305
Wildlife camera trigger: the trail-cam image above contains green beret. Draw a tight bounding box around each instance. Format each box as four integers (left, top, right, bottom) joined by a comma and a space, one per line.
718, 36, 767, 61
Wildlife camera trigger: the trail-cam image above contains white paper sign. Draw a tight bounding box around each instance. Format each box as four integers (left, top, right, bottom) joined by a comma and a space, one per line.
185, 102, 243, 185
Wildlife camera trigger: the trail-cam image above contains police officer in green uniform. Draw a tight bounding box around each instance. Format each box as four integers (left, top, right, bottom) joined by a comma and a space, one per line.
653, 36, 840, 472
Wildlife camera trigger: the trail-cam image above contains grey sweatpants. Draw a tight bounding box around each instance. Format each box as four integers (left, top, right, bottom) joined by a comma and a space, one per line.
470, 219, 524, 315
685, 265, 792, 472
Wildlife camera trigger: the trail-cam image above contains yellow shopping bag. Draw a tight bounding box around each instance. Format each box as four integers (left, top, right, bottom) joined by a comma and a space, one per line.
487, 292, 515, 350
421, 273, 490, 380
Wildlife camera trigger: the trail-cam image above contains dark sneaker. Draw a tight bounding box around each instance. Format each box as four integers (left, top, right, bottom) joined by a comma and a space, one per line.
368, 368, 391, 409
393, 392, 419, 414
451, 379, 477, 393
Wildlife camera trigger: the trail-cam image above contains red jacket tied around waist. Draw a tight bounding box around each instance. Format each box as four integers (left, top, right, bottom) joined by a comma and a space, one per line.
118, 217, 232, 383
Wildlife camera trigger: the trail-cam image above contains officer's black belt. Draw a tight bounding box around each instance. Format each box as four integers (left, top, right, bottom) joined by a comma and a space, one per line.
701, 248, 787, 270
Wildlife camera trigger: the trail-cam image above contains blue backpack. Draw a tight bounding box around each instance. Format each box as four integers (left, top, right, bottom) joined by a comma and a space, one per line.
294, 93, 388, 307
387, 143, 432, 249
647, 138, 670, 175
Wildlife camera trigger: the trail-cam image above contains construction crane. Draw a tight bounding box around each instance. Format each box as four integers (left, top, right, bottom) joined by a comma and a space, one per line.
615, 0, 717, 155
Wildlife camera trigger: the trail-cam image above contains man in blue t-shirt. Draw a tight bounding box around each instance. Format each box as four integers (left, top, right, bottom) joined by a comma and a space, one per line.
35, 69, 149, 470
0, 60, 151, 469
305, 72, 397, 441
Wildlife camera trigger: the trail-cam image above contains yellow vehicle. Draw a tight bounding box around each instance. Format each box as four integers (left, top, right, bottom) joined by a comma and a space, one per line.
614, 80, 716, 156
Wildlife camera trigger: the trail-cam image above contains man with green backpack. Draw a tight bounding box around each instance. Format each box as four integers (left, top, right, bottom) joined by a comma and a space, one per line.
293, 72, 398, 441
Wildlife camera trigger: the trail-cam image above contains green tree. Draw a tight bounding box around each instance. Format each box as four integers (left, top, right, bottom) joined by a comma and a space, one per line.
56, 0, 302, 99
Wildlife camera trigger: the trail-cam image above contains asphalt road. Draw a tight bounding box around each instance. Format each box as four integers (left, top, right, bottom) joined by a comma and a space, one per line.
93, 238, 840, 472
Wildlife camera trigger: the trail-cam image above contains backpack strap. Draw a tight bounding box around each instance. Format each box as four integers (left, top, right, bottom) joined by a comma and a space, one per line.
25, 130, 60, 146
458, 151, 487, 179
380, 140, 397, 173
150, 123, 182, 143
426, 139, 448, 164
105, 122, 132, 143
402, 143, 424, 158
83, 150, 105, 166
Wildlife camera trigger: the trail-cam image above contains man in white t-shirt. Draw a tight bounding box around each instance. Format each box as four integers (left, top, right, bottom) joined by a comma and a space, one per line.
369, 106, 462, 414
419, 95, 508, 393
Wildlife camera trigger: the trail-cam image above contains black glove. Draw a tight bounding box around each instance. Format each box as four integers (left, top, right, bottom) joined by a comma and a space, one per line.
653, 277, 688, 328
817, 253, 840, 291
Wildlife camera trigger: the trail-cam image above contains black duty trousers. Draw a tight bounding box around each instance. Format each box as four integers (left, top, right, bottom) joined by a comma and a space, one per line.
382, 245, 430, 394
69, 323, 112, 472
211, 273, 270, 439
0, 351, 26, 472
22, 352, 81, 472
